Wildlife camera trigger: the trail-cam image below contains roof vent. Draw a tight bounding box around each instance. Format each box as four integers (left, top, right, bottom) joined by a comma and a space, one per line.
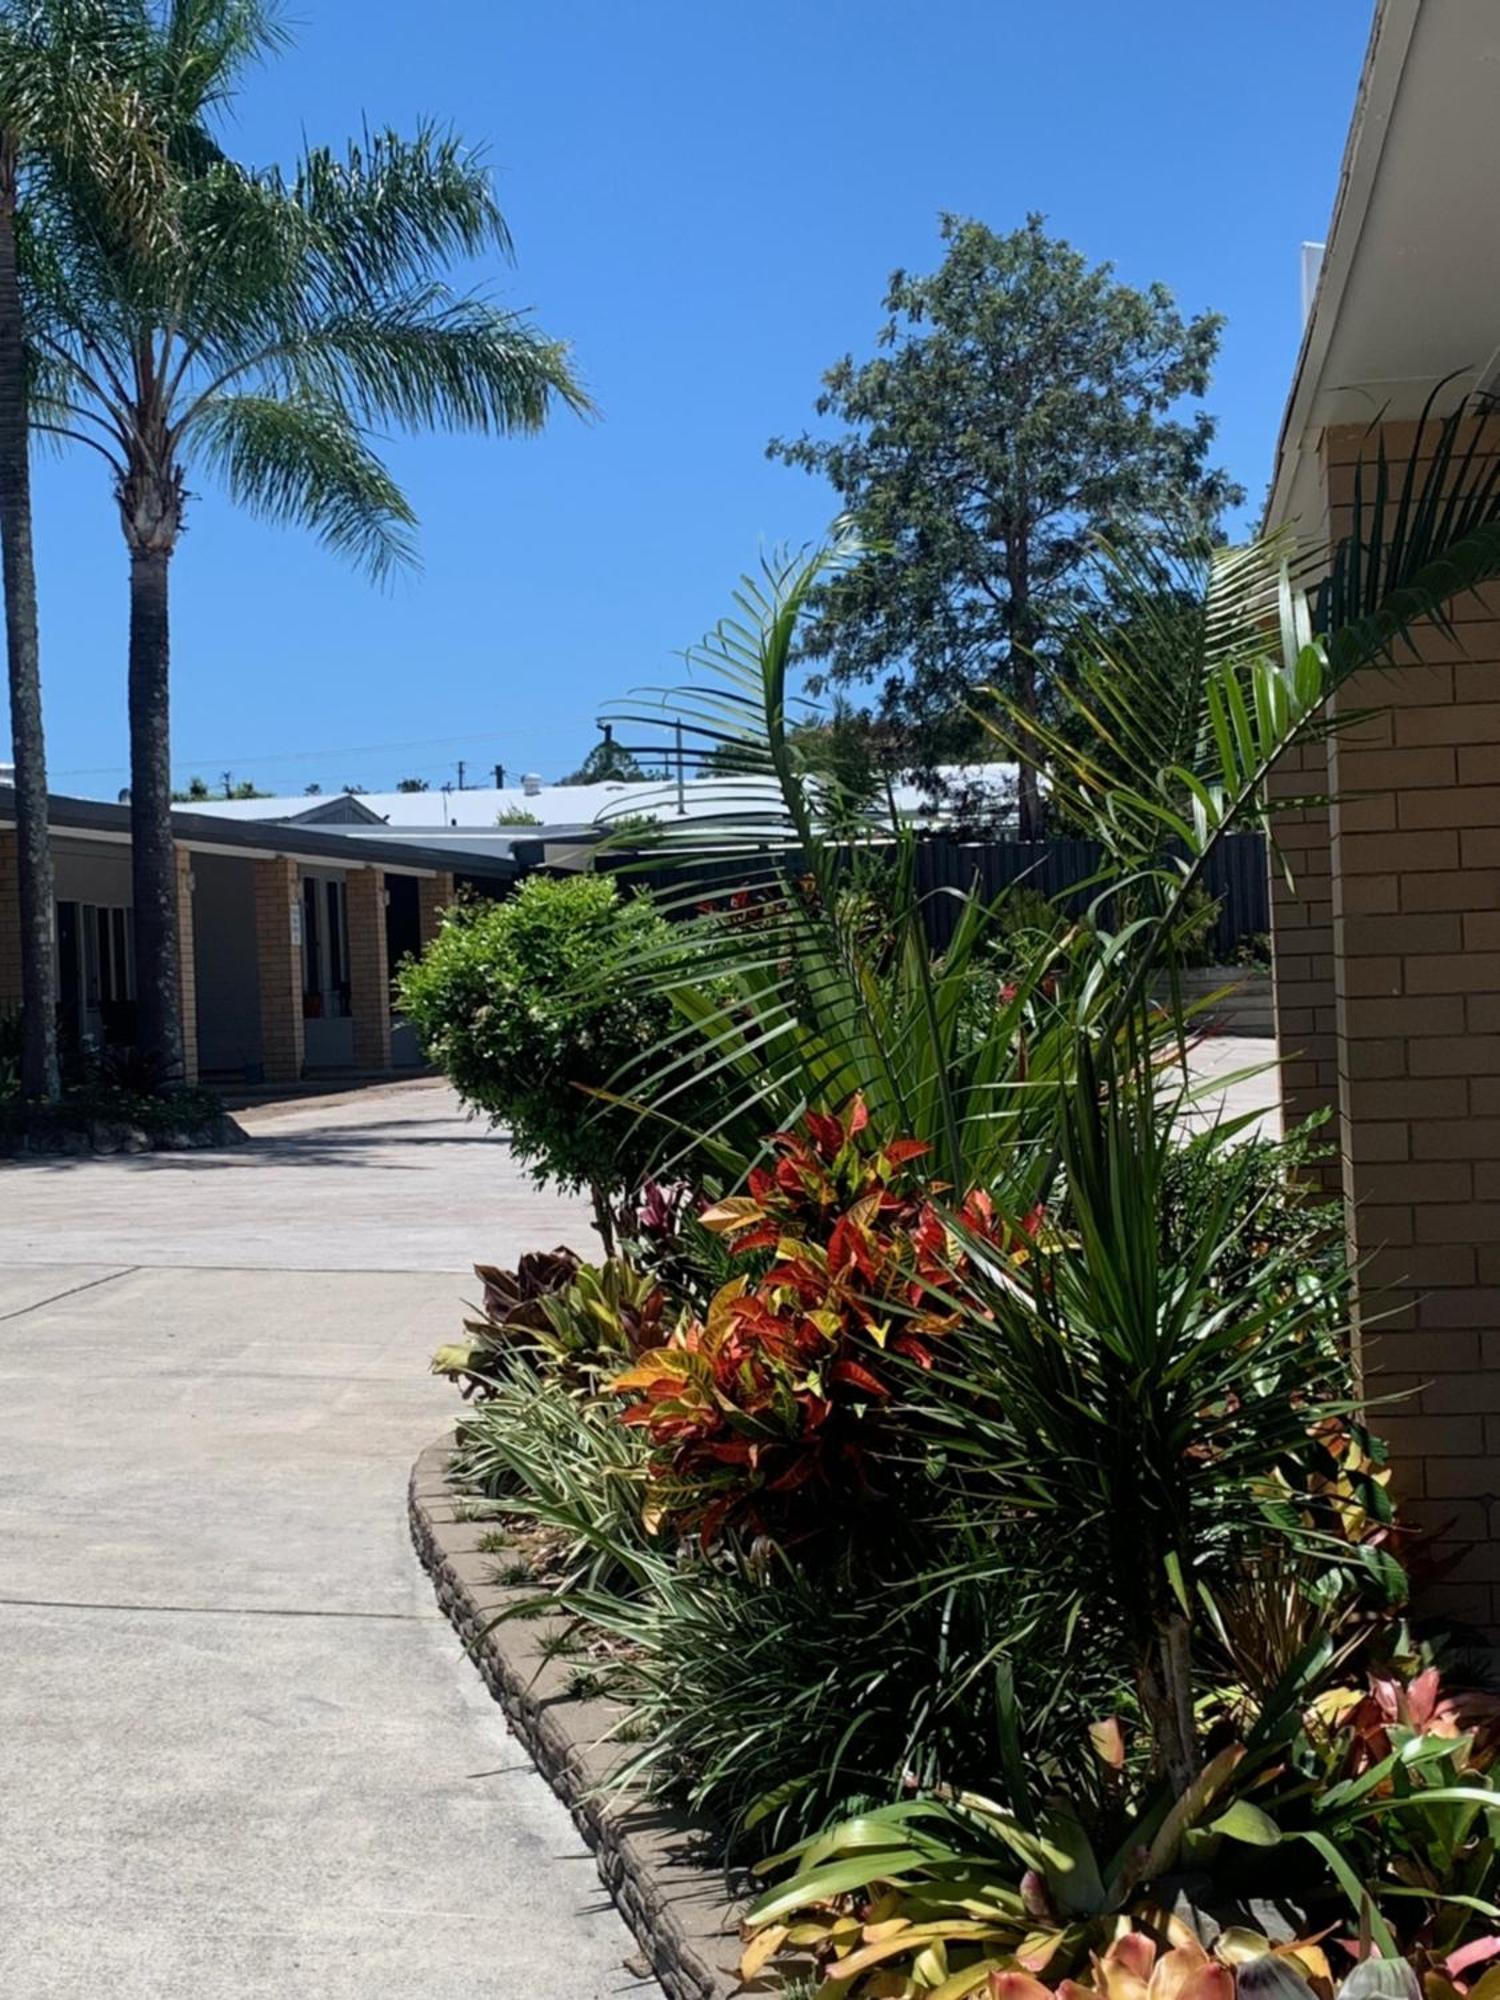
522, 772, 542, 797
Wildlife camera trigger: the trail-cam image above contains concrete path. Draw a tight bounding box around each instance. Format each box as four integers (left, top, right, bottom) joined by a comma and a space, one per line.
0, 1079, 655, 1998
1176, 1031, 1281, 1140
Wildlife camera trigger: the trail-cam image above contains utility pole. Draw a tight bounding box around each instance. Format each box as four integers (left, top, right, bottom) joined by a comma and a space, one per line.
220, 770, 233, 799
456, 759, 466, 791
493, 763, 505, 789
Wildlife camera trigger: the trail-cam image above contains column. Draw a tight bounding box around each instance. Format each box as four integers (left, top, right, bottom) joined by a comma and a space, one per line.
253, 857, 304, 1085
1325, 417, 1500, 1629
417, 869, 455, 950
346, 867, 391, 1072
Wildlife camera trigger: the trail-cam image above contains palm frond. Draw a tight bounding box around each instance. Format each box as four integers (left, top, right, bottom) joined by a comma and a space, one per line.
290, 122, 513, 292
192, 390, 418, 576
978, 393, 1500, 993
266, 286, 588, 433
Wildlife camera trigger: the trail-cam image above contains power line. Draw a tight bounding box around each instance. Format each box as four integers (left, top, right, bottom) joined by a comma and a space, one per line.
52, 727, 523, 780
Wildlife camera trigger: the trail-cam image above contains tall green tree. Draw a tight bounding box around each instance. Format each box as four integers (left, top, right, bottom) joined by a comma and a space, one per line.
27, 0, 586, 1075
560, 729, 646, 784
769, 213, 1243, 834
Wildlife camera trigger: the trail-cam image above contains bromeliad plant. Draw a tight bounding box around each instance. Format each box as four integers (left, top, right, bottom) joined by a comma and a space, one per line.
741, 1654, 1500, 2000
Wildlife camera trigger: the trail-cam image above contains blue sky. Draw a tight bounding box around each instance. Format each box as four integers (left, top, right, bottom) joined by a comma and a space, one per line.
25, 0, 1371, 800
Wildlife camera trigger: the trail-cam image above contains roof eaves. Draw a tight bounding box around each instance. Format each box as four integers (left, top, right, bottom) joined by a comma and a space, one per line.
1267, 0, 1420, 528
0, 787, 521, 880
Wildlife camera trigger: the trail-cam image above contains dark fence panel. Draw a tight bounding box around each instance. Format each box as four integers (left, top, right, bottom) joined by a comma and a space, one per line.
615, 829, 1268, 961
912, 830, 1268, 959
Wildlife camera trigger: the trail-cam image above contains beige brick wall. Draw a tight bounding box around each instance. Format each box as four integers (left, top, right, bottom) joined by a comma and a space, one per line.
417, 870, 455, 950
0, 829, 20, 1015
175, 848, 199, 1085
1324, 420, 1500, 1629
346, 867, 391, 1072
253, 857, 304, 1085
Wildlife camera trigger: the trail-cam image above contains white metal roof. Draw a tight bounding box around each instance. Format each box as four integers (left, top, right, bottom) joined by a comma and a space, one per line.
181, 764, 1021, 834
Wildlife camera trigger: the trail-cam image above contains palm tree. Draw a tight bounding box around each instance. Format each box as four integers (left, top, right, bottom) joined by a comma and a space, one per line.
0, 0, 142, 1100
0, 117, 57, 1098
27, 0, 586, 1074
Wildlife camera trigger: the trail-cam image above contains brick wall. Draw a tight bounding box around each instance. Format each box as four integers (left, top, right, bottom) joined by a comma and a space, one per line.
346, 867, 391, 1072
417, 870, 455, 950
253, 857, 304, 1085
0, 829, 19, 1015
1267, 739, 1339, 1189
1324, 419, 1500, 1628
175, 848, 199, 1085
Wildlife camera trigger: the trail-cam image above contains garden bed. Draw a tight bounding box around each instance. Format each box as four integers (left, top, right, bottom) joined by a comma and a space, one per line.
1151, 966, 1273, 1036
408, 1437, 742, 2000
0, 1101, 247, 1155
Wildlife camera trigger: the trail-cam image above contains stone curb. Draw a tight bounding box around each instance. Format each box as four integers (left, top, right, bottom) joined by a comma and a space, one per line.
408, 1436, 743, 2000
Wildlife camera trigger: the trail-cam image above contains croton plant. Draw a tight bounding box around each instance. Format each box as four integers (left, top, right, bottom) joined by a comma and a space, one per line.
609, 1095, 1039, 1545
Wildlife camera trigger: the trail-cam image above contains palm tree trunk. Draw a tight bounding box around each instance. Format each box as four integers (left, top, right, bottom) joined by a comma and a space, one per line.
126, 544, 184, 1079
1138, 1607, 1197, 1796
0, 134, 59, 1102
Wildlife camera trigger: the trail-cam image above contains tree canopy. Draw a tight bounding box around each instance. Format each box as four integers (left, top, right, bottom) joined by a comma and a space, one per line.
559, 732, 647, 784
769, 213, 1243, 830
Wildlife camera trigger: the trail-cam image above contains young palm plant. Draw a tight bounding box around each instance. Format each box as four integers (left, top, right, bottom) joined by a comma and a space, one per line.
597, 534, 1108, 1203
602, 398, 1500, 1209
25, 0, 586, 1073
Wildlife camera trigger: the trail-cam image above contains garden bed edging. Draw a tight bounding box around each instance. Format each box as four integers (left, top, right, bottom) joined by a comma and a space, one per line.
408, 1437, 743, 2000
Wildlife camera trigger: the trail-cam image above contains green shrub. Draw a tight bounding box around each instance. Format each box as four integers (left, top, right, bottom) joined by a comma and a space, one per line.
395, 874, 683, 1237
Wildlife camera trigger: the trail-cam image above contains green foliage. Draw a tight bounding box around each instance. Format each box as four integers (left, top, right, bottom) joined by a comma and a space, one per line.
601, 535, 1093, 1205
394, 873, 681, 1214
744, 1656, 1500, 1993
595, 811, 662, 850
769, 213, 1243, 822
434, 409, 1500, 1941
0, 1019, 225, 1144
449, 1350, 655, 1601
565, 1535, 1071, 1859
395, 776, 429, 792
0, 1010, 22, 1097
910, 1042, 1368, 1790
495, 805, 541, 825
559, 735, 646, 784
20, 9, 589, 576
172, 774, 266, 801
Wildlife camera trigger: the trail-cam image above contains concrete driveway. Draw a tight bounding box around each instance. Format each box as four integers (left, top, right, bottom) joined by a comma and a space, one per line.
0, 1079, 654, 1999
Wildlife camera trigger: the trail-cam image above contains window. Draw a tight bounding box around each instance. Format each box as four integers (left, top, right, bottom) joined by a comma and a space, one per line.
326, 880, 345, 999
302, 878, 321, 999
301, 875, 351, 1016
